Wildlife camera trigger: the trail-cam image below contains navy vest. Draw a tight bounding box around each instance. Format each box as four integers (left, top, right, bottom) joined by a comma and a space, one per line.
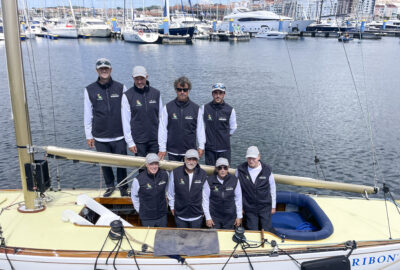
125, 82, 160, 143
137, 169, 168, 220
173, 165, 207, 218
166, 98, 199, 154
237, 162, 272, 213
207, 174, 238, 222
203, 102, 233, 151
86, 78, 124, 138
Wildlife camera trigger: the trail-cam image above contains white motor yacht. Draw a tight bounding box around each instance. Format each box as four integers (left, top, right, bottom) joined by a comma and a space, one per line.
78, 18, 111, 38
123, 23, 159, 43
367, 19, 400, 30
217, 7, 313, 34
45, 18, 78, 38
255, 26, 287, 39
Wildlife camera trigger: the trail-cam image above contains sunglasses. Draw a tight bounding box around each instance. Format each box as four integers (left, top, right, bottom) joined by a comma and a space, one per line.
96, 60, 111, 66
212, 83, 226, 90
217, 166, 228, 171
176, 88, 189, 92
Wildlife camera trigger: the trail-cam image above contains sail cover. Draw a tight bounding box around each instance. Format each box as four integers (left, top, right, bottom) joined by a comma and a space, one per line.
154, 229, 219, 256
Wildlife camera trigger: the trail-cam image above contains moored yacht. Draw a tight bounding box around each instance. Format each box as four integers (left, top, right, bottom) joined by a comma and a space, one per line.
44, 18, 78, 38
217, 7, 314, 34
78, 17, 111, 38
123, 23, 160, 43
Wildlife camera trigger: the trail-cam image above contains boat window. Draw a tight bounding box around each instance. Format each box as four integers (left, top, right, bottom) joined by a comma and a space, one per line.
238, 18, 276, 22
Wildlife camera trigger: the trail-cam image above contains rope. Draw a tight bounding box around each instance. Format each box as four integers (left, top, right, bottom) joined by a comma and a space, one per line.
45, 35, 62, 190
383, 185, 392, 239
283, 40, 327, 180
115, 165, 144, 190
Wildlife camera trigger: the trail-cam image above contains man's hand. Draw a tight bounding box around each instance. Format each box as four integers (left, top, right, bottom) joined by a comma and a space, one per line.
171, 209, 175, 216
234, 218, 242, 227
206, 219, 214, 228
271, 208, 276, 215
129, 146, 137, 154
158, 151, 167, 160
87, 139, 95, 149
198, 148, 204, 158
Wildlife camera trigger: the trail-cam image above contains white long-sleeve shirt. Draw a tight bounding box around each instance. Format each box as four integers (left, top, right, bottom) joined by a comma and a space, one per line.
83, 85, 127, 142
158, 104, 206, 154
235, 163, 276, 209
167, 170, 203, 221
202, 177, 243, 221
121, 94, 163, 148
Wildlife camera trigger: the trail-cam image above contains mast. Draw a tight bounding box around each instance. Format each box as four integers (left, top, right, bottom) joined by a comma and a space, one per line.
1, 0, 36, 210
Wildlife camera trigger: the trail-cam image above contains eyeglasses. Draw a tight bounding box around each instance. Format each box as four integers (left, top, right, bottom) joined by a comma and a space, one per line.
217, 166, 228, 171
176, 88, 189, 92
212, 83, 226, 90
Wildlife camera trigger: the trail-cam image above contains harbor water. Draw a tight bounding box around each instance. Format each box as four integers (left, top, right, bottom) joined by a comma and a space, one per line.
0, 37, 399, 197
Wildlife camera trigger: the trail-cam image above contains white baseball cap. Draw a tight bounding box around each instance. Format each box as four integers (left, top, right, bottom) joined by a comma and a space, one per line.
132, 66, 148, 78
246, 146, 260, 158
96, 58, 111, 69
185, 149, 199, 160
216, 157, 229, 167
145, 153, 159, 164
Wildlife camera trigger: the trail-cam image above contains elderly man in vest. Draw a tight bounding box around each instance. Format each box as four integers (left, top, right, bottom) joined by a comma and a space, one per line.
158, 76, 205, 162
167, 149, 207, 228
122, 66, 162, 157
236, 146, 276, 231
131, 153, 169, 227
203, 158, 242, 229
200, 83, 237, 165
84, 58, 128, 197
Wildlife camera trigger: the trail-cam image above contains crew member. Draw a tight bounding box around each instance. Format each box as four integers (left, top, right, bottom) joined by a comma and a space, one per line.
203, 158, 242, 229
167, 149, 207, 228
131, 153, 169, 227
200, 83, 237, 165
122, 66, 162, 157
158, 76, 205, 162
84, 58, 128, 197
236, 146, 276, 231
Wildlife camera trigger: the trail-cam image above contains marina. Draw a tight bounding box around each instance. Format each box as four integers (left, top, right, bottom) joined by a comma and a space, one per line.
1, 0, 400, 269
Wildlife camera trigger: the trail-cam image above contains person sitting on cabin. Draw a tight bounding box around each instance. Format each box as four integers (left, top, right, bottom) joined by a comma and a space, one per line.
202, 158, 242, 229
235, 146, 276, 232
167, 149, 207, 228
131, 153, 169, 227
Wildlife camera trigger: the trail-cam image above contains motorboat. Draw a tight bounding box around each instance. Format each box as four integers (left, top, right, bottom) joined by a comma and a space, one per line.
255, 26, 287, 39
306, 20, 356, 32
78, 17, 111, 38
44, 18, 78, 38
122, 23, 160, 43
0, 20, 4, 40
2, 1, 400, 269
217, 7, 314, 35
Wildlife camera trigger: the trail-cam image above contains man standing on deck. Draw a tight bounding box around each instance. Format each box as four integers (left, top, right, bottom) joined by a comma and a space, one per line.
84, 58, 128, 197
236, 146, 276, 232
122, 66, 162, 157
131, 153, 169, 227
158, 76, 205, 162
168, 149, 207, 228
200, 83, 237, 165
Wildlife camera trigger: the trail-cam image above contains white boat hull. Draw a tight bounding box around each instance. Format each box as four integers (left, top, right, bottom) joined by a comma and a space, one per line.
123, 32, 159, 43
78, 28, 111, 38
218, 20, 314, 34
47, 28, 78, 38
1, 242, 400, 269
0, 33, 4, 40
256, 31, 287, 39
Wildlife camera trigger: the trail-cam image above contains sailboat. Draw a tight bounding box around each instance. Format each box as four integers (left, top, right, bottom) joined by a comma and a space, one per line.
2, 1, 400, 269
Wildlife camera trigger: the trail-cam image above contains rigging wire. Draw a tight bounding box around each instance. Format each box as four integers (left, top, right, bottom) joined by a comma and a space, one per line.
45, 34, 62, 191
283, 39, 327, 180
